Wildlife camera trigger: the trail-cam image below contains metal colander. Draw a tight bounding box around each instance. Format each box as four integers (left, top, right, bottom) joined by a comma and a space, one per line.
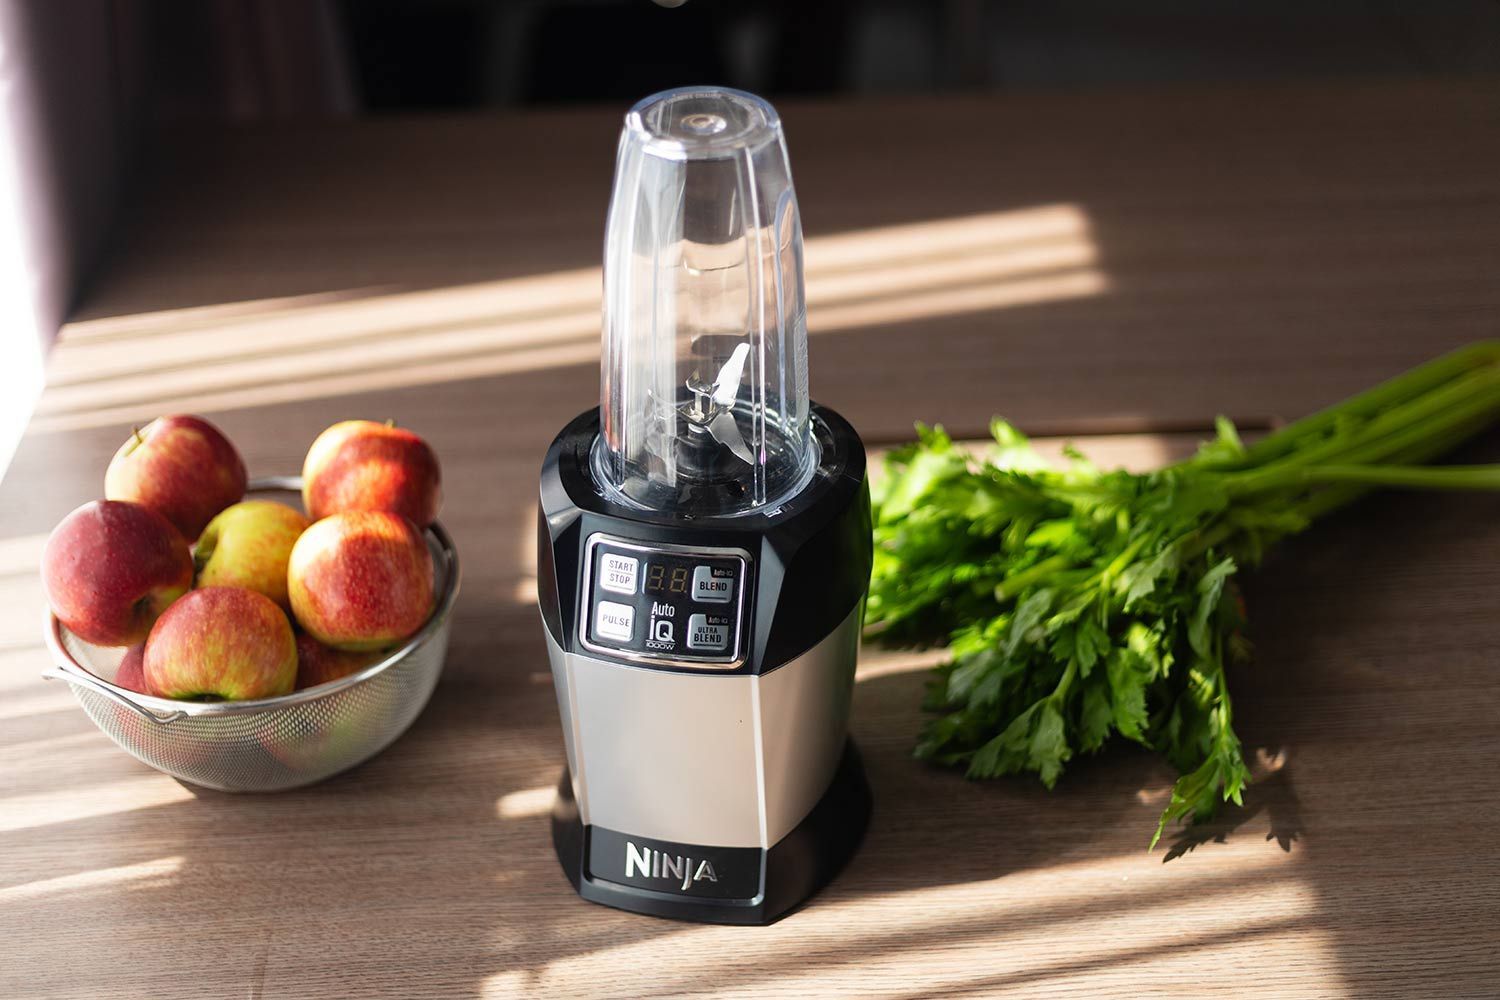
42, 477, 460, 792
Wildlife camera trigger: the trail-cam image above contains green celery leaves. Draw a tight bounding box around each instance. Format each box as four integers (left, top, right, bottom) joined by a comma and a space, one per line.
867, 342, 1500, 846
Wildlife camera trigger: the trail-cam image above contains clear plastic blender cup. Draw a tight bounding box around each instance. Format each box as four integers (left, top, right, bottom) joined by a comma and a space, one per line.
594, 86, 815, 517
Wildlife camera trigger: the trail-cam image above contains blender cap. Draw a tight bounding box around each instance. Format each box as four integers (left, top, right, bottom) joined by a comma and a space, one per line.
624, 87, 783, 160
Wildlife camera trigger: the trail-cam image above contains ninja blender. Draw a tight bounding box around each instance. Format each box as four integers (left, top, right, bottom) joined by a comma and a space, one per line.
537, 86, 872, 925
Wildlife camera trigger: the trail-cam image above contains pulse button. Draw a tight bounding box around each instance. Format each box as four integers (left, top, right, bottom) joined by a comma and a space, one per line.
691, 565, 734, 604
594, 601, 634, 643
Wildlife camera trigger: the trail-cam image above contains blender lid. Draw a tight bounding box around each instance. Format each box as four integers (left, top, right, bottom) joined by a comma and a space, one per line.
594, 87, 816, 518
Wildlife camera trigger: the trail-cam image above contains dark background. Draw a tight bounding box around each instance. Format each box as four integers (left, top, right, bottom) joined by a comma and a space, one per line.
138, 0, 1500, 120
6, 0, 1500, 414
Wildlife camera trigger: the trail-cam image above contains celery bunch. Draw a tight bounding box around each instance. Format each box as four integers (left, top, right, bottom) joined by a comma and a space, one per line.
867, 343, 1500, 846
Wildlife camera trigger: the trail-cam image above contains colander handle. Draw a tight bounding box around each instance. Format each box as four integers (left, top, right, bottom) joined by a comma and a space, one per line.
43, 665, 188, 725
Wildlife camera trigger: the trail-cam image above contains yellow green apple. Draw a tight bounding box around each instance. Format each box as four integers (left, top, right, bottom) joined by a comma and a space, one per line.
194, 500, 310, 609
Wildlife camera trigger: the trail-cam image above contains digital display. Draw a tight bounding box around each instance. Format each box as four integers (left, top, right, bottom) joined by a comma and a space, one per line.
644, 563, 690, 595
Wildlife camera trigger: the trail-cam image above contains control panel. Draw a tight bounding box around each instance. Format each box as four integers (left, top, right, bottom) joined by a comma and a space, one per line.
580, 534, 750, 669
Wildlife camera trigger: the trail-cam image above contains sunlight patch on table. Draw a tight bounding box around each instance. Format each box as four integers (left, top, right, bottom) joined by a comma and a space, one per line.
510, 505, 540, 608
855, 646, 949, 680
0, 532, 48, 650
0, 680, 75, 719
483, 845, 1336, 999
0, 773, 194, 832
0, 531, 46, 576
32, 204, 1105, 433
815, 270, 1106, 333
495, 785, 556, 819
64, 287, 395, 341
1030, 432, 1194, 472
0, 726, 105, 756
0, 855, 183, 904
808, 203, 1095, 271
512, 576, 539, 605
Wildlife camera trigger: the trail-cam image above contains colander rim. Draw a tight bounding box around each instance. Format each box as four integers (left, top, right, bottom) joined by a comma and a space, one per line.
43, 476, 461, 719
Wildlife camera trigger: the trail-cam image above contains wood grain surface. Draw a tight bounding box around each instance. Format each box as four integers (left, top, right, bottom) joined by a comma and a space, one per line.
3, 80, 1499, 998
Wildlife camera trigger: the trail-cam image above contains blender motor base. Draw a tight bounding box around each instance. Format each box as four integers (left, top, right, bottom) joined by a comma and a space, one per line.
551, 739, 872, 926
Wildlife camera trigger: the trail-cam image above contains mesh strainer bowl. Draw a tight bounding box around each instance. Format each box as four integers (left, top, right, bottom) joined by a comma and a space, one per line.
42, 477, 460, 792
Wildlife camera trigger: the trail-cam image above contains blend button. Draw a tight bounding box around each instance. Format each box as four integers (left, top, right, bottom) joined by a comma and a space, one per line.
691, 565, 734, 604
599, 553, 638, 595
687, 614, 729, 652
594, 601, 634, 643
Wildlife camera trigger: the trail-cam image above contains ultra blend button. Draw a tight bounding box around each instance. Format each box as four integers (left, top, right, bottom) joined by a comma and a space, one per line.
595, 601, 635, 643
691, 565, 734, 604
687, 614, 729, 651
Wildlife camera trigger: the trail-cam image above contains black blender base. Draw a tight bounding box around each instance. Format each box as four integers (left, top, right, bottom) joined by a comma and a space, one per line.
551, 739, 872, 926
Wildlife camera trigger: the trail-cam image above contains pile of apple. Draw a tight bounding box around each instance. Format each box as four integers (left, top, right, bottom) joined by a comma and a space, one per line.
42, 415, 443, 702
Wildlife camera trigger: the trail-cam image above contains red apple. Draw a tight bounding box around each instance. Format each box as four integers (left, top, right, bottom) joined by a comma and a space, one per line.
302, 420, 442, 527
288, 511, 434, 651
144, 587, 296, 701
113, 643, 149, 694
105, 415, 247, 540
195, 500, 310, 609
295, 632, 382, 690
42, 500, 194, 646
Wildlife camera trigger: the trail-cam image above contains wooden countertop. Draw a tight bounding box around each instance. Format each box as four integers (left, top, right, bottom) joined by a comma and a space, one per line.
3, 79, 1499, 998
